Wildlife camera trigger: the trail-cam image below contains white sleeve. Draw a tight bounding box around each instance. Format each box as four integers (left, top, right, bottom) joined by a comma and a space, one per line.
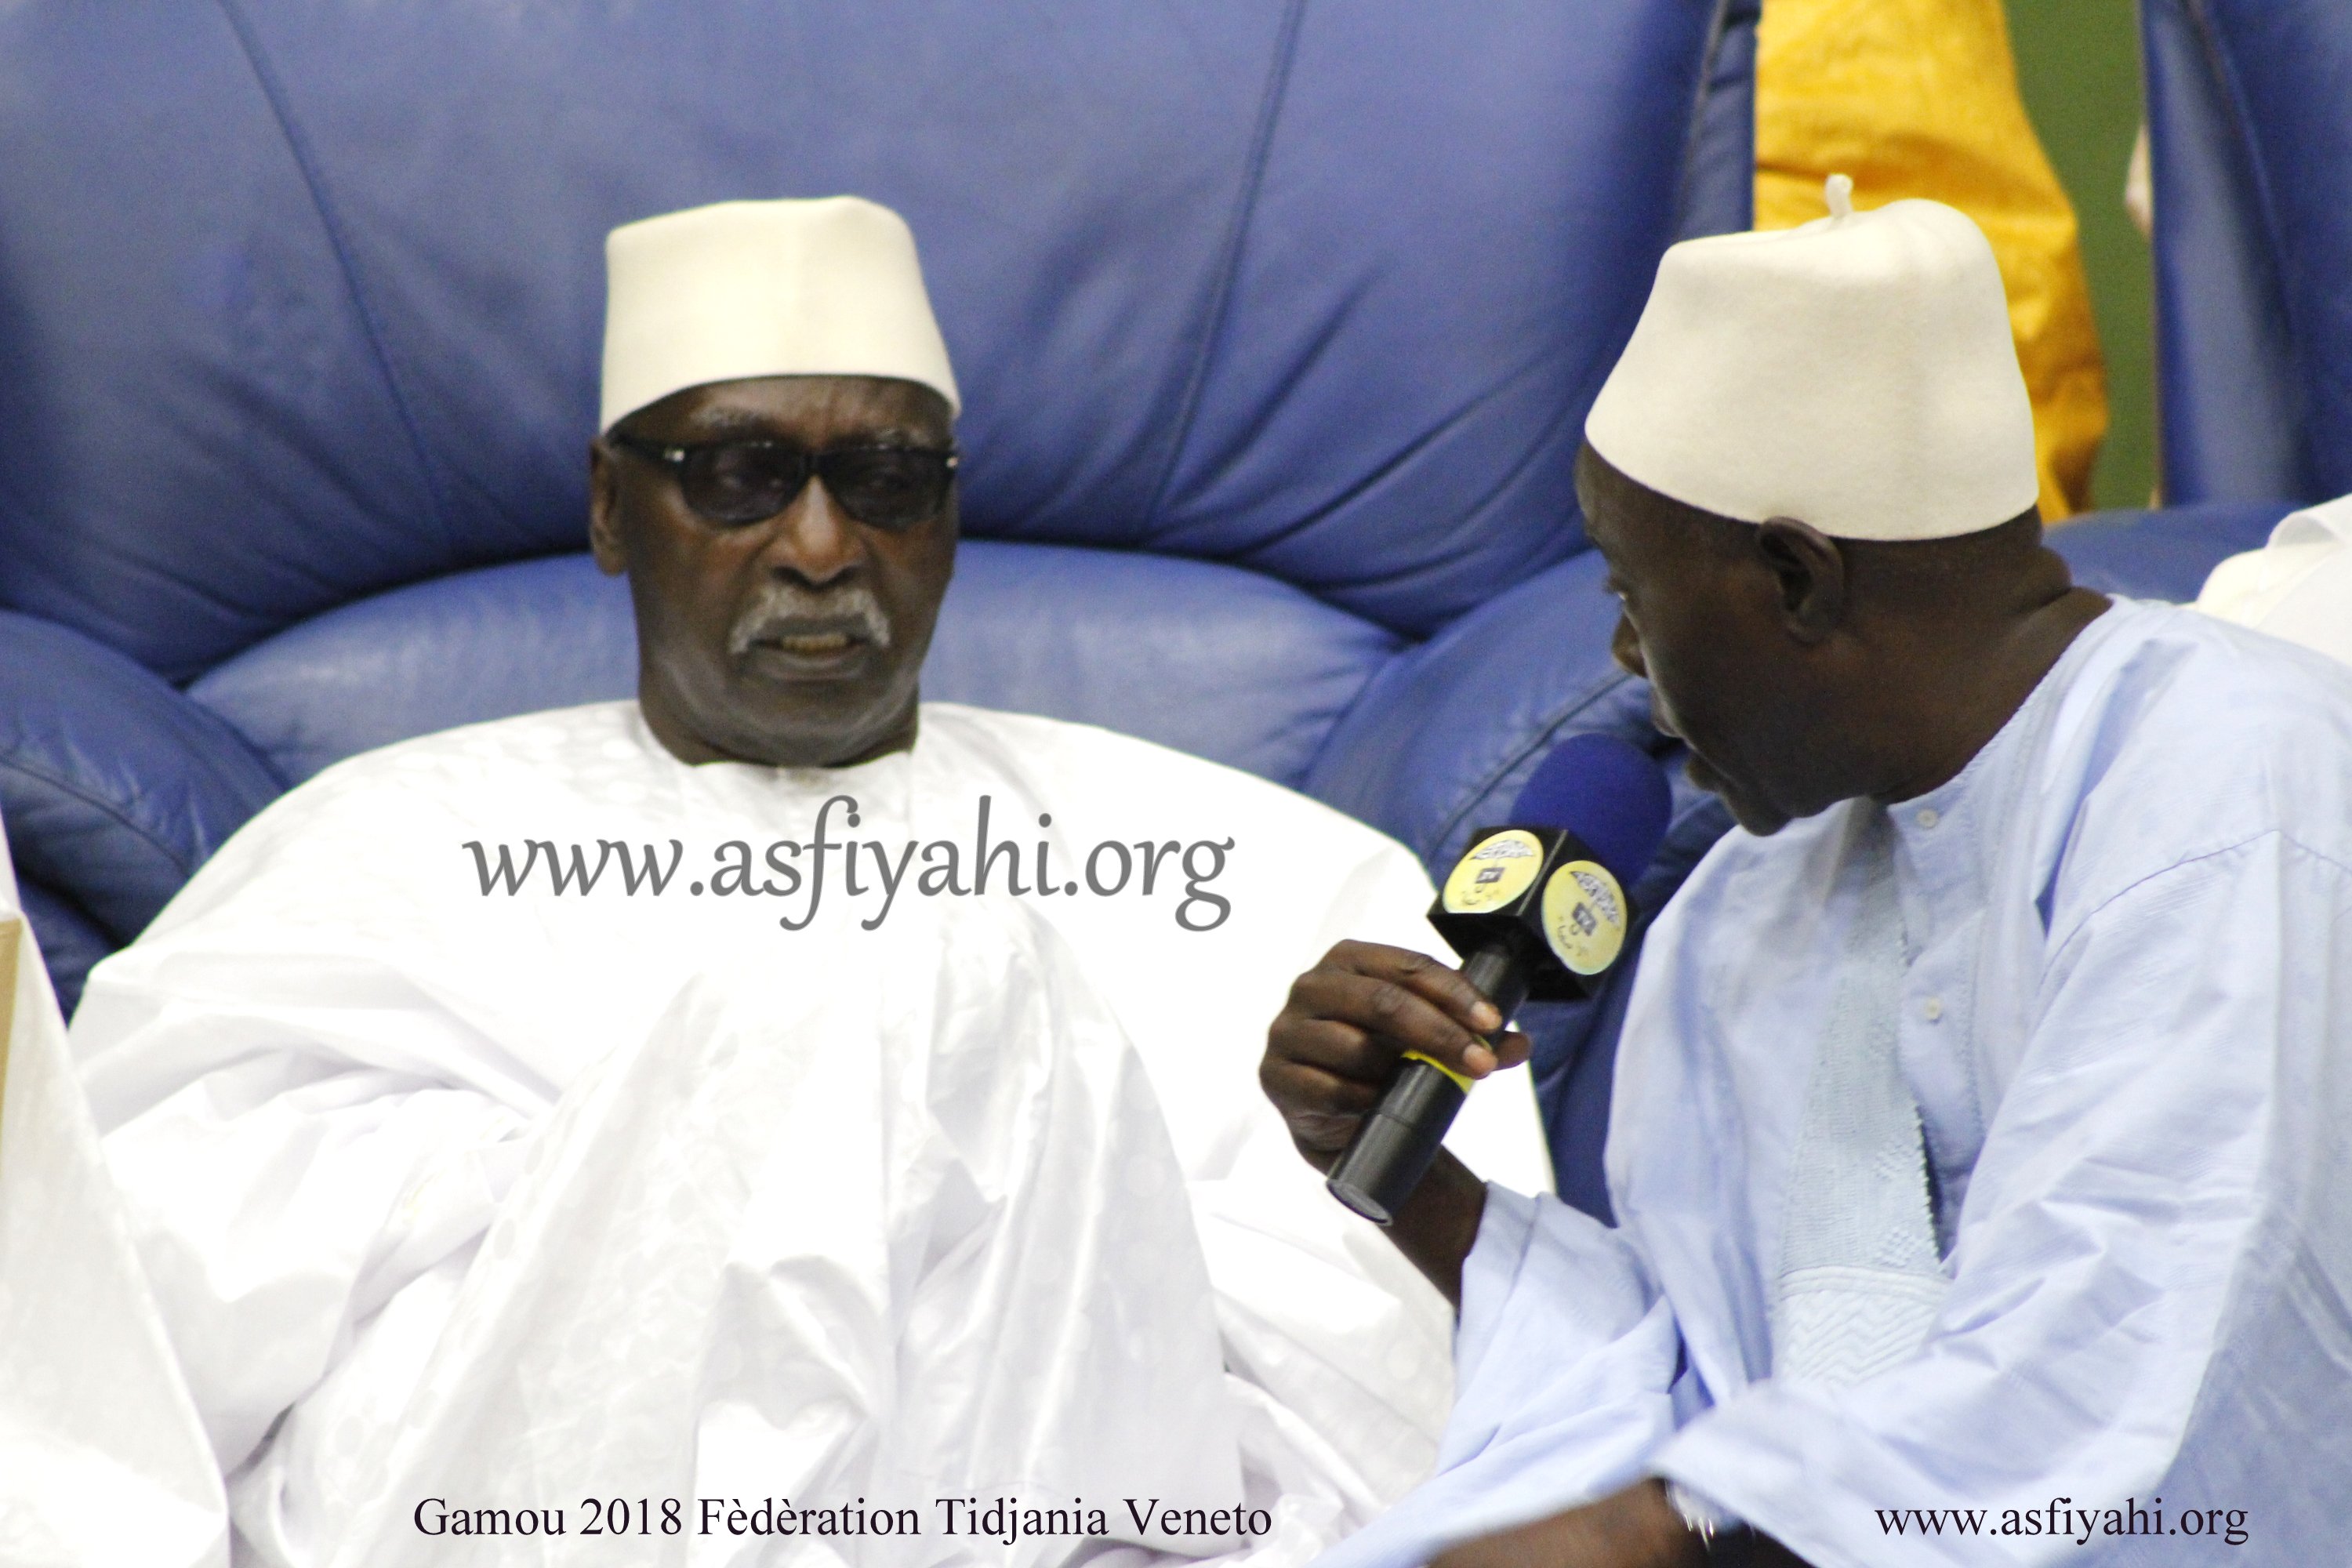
1315, 1186, 1683, 1568
75, 964, 529, 1477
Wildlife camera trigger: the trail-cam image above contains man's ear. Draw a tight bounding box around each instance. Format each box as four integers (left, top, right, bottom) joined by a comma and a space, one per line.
588, 439, 627, 576
1753, 517, 1846, 643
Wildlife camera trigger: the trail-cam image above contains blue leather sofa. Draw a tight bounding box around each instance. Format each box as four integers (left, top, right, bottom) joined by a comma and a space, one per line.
2140, 0, 2352, 512
2053, 1, 2352, 599
0, 2, 1759, 1203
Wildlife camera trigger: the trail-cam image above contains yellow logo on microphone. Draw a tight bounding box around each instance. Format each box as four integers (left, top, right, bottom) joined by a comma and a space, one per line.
1441, 829, 1545, 913
1541, 860, 1627, 975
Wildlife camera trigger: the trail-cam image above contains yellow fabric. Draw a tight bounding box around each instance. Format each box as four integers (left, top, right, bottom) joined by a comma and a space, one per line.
1755, 0, 2107, 521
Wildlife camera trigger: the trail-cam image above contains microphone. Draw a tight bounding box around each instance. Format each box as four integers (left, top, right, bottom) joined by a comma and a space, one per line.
1325, 733, 1673, 1225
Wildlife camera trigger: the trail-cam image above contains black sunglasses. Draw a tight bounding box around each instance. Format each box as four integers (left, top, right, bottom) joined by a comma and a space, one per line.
608, 434, 958, 532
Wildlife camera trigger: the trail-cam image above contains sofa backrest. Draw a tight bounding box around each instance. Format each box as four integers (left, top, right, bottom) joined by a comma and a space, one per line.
2146, 0, 2352, 506
0, 0, 1745, 684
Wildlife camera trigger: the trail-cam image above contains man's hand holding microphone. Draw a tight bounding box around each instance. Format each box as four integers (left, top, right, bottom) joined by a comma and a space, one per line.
1260, 734, 1673, 1304
1259, 738, 1809, 1567
1261, 938, 1535, 1304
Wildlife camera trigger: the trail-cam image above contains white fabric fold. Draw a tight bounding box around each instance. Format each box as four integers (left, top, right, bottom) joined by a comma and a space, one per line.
1311, 1189, 1679, 1568
322, 902, 1261, 1566
0, 811, 230, 1568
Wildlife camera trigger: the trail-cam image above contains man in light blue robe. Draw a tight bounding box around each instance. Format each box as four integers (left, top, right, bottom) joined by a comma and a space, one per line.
1258, 185, 2352, 1566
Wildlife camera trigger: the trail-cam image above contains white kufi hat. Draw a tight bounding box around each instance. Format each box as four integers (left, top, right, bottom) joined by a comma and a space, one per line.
601, 196, 960, 432
1586, 177, 2038, 541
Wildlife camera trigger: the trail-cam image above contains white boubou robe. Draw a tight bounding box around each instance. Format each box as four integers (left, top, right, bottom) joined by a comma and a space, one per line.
1323, 601, 2352, 1568
72, 703, 1548, 1567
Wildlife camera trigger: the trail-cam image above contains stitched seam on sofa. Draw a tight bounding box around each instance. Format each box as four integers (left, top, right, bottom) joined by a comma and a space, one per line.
1425, 667, 1643, 863
1219, 351, 1577, 575
212, 0, 460, 558
1138, 0, 1308, 539
0, 758, 197, 881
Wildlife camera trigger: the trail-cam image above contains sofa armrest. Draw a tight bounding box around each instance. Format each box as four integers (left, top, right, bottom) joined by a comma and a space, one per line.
0, 612, 285, 1011
1303, 552, 1675, 866
2049, 501, 2294, 602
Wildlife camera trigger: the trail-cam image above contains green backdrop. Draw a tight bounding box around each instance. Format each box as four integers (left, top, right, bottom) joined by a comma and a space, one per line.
2005, 0, 2154, 513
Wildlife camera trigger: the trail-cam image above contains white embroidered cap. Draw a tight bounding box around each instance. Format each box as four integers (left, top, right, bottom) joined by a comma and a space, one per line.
600, 196, 960, 432
1585, 176, 2038, 541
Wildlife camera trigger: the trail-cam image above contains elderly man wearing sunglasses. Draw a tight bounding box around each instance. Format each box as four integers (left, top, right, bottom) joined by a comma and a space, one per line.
72, 198, 1548, 1566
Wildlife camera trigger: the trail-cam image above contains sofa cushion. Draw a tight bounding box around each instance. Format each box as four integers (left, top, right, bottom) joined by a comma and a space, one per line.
0, 612, 285, 1010
190, 543, 1401, 789
0, 0, 1725, 679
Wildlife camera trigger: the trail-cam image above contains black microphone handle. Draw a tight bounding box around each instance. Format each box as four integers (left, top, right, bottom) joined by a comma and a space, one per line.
1325, 943, 1530, 1225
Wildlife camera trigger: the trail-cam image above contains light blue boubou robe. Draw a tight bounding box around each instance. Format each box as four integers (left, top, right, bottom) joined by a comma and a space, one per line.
1325, 601, 2352, 1567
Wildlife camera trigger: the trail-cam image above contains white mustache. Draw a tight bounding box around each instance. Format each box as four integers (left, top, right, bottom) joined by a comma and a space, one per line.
728, 582, 894, 655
